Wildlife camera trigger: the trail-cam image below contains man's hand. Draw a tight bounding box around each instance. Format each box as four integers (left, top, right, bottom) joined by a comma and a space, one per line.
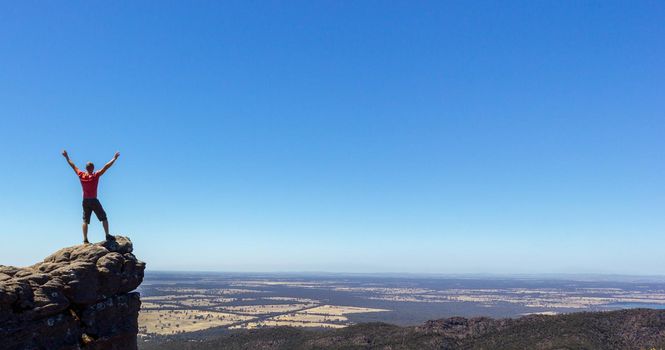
63, 150, 78, 173
114, 152, 120, 160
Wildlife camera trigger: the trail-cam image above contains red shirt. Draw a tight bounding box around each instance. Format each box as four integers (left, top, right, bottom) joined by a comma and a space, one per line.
77, 170, 101, 199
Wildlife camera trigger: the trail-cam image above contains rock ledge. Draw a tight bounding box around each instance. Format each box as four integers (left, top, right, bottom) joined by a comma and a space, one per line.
0, 236, 145, 350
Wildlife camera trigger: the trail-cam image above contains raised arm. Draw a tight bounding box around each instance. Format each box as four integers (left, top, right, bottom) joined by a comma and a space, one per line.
62, 150, 79, 174
97, 152, 120, 176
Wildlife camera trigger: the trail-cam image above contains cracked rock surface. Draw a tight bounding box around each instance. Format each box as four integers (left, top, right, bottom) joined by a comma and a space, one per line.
0, 236, 145, 350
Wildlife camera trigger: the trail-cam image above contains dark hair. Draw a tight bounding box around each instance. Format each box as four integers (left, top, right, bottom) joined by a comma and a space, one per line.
86, 162, 94, 171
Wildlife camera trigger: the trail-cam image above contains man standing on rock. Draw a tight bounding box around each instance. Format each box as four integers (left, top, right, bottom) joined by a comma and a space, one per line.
62, 150, 119, 244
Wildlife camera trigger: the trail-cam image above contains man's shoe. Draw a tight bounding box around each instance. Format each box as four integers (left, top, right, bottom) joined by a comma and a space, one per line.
105, 235, 115, 241
83, 240, 90, 244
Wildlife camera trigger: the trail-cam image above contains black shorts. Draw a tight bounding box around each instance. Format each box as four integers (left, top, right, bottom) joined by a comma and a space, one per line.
82, 198, 107, 224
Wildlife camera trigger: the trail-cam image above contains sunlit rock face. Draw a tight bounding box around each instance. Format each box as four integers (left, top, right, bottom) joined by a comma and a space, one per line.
0, 236, 145, 350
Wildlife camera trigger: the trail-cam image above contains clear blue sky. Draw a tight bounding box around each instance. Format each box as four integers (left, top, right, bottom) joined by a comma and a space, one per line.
1, 1, 663, 275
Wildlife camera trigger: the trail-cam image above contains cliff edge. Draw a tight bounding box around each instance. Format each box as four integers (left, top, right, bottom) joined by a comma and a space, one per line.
0, 236, 145, 350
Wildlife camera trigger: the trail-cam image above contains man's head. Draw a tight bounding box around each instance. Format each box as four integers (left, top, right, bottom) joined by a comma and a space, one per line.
86, 162, 94, 173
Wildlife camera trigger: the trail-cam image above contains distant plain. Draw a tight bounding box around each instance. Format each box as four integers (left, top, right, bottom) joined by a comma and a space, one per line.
137, 272, 665, 340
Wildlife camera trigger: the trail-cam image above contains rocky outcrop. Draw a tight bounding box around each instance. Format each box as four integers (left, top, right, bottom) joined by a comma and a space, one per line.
417, 316, 509, 339
0, 236, 145, 350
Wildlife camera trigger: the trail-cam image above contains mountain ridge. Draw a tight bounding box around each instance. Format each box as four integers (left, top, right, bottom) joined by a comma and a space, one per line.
139, 308, 665, 350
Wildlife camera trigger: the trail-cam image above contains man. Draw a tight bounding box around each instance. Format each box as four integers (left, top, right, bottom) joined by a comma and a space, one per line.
62, 150, 120, 244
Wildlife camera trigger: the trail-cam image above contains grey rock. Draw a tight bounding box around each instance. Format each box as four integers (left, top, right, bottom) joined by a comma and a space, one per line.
0, 235, 145, 350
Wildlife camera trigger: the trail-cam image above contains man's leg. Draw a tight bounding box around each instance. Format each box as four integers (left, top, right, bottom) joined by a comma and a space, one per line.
82, 200, 92, 244
102, 220, 110, 238
93, 199, 112, 240
82, 222, 89, 243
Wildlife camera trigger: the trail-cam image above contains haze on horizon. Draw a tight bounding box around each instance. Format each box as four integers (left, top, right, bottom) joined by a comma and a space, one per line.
0, 1, 663, 275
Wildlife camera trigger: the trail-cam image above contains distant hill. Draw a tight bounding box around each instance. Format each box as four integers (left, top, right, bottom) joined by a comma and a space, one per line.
139, 308, 665, 350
